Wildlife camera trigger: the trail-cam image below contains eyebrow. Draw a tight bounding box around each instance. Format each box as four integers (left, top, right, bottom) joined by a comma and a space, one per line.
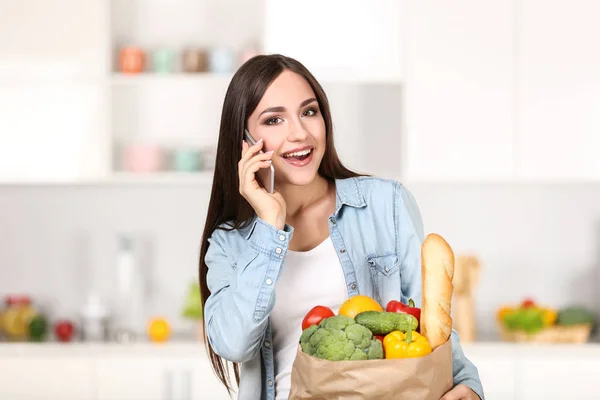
259, 97, 318, 116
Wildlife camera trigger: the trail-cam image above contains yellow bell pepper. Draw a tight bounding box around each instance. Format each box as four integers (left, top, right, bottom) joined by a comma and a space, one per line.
542, 308, 558, 326
383, 329, 432, 359
496, 306, 513, 323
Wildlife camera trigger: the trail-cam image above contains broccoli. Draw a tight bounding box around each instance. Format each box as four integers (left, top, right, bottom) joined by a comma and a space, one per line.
299, 315, 384, 361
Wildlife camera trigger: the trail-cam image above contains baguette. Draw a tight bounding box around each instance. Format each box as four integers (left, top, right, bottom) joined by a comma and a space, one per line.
420, 233, 455, 350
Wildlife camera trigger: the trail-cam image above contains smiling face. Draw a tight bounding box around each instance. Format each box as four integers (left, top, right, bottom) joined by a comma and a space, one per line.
246, 70, 327, 188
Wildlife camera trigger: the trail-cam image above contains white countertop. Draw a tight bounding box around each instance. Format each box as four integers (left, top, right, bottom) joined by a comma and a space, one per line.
0, 339, 209, 358
1, 340, 600, 358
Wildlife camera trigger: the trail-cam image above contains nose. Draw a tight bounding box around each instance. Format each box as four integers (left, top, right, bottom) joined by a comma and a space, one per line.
287, 118, 308, 142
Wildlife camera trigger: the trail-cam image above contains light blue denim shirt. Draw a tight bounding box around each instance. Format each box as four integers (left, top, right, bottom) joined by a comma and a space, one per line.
204, 177, 485, 400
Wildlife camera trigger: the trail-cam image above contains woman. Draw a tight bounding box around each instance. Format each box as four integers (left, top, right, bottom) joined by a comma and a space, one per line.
199, 54, 484, 400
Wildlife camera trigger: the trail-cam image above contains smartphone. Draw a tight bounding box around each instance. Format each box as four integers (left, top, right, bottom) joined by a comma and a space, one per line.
244, 129, 275, 194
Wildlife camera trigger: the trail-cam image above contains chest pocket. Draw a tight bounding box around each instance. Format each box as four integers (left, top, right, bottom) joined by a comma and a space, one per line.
367, 252, 400, 276
366, 252, 401, 306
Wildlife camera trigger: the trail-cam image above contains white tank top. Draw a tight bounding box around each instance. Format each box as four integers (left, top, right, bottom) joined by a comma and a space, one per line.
270, 236, 349, 400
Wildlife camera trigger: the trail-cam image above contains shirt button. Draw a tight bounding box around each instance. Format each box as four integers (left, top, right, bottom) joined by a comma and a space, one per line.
264, 341, 271, 348
275, 247, 282, 254
268, 380, 273, 387
266, 278, 273, 285
340, 248, 346, 254
279, 234, 285, 241
330, 217, 336, 224
350, 283, 357, 290
384, 266, 389, 273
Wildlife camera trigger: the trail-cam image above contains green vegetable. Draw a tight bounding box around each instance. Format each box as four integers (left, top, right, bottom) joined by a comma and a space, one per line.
502, 308, 545, 333
182, 282, 203, 320
354, 311, 418, 336
299, 315, 383, 361
557, 306, 595, 326
28, 315, 48, 342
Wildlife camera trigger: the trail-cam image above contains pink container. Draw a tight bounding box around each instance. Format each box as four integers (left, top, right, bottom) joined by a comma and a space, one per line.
123, 145, 164, 172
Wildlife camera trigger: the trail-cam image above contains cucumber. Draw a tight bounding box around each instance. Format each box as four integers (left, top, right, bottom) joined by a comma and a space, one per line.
354, 311, 418, 335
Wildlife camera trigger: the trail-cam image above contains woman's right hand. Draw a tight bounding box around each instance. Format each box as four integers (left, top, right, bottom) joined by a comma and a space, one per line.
239, 139, 287, 230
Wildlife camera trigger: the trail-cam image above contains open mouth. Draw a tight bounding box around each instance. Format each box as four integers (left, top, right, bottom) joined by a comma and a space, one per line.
281, 147, 314, 166
282, 148, 313, 161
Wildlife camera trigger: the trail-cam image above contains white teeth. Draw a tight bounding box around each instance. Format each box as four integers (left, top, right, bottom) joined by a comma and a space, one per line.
283, 149, 312, 158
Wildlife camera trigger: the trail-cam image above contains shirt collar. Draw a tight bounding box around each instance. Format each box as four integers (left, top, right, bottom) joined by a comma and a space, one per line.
334, 177, 366, 216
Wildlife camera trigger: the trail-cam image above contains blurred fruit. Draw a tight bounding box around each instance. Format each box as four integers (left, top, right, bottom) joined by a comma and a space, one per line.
54, 320, 75, 342
28, 315, 48, 342
496, 306, 512, 323
2, 296, 37, 340
148, 317, 171, 342
338, 295, 383, 318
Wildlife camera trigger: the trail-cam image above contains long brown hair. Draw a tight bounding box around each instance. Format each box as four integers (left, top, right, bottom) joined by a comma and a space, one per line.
198, 54, 362, 394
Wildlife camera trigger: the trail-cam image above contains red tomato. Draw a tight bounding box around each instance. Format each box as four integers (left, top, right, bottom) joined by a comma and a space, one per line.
301, 306, 335, 330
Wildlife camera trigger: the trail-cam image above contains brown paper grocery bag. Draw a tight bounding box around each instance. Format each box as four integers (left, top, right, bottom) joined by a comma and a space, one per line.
289, 339, 453, 400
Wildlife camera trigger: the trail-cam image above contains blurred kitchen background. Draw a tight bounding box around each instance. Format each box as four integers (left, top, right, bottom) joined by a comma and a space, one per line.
1, 0, 600, 399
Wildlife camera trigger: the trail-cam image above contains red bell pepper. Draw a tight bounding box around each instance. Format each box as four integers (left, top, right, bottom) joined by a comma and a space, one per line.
521, 298, 536, 308
386, 298, 421, 332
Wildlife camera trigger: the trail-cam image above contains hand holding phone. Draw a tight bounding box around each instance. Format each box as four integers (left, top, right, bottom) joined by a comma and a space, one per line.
239, 129, 285, 230
244, 129, 275, 194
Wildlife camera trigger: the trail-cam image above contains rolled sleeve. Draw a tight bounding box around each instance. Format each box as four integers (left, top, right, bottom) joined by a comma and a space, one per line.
203, 218, 294, 363
451, 330, 485, 399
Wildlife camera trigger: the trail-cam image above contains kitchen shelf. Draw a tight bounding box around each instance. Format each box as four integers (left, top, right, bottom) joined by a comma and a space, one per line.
111, 73, 233, 86
107, 171, 214, 184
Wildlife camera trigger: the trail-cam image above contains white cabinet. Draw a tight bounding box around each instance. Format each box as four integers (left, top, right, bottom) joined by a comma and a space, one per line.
96, 357, 170, 400
520, 352, 600, 398
404, 1, 515, 182
466, 348, 518, 400
0, 0, 109, 183
263, 0, 404, 83
0, 356, 95, 399
516, 0, 600, 181
95, 355, 234, 400
0, 0, 108, 80
0, 84, 108, 183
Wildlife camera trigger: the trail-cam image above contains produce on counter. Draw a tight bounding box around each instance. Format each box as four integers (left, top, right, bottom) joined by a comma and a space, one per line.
502, 307, 546, 333
54, 320, 75, 342
181, 282, 203, 320
354, 311, 418, 336
497, 298, 596, 343
557, 306, 596, 326
299, 315, 384, 361
301, 305, 335, 331
386, 298, 421, 332
147, 317, 171, 343
28, 315, 48, 342
383, 329, 432, 359
0, 295, 38, 341
181, 282, 205, 341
